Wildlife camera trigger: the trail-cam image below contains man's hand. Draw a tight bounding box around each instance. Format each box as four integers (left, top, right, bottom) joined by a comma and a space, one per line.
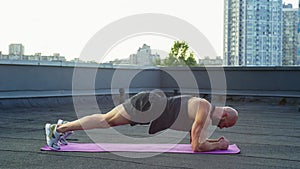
218, 136, 229, 150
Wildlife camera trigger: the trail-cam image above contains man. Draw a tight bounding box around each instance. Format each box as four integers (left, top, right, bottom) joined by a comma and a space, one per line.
45, 91, 238, 152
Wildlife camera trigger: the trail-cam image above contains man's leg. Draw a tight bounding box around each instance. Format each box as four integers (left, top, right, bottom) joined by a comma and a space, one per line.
45, 105, 131, 150
56, 105, 131, 133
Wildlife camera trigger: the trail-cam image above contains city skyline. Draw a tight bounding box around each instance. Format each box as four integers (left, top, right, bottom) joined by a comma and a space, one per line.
0, 0, 298, 62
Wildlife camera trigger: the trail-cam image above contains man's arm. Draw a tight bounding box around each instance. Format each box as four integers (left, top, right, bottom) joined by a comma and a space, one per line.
190, 99, 228, 152
207, 136, 225, 142
207, 138, 220, 142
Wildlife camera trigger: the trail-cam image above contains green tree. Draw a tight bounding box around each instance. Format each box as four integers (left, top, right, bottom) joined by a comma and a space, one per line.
153, 58, 161, 65
163, 54, 178, 66
185, 52, 197, 66
163, 41, 197, 66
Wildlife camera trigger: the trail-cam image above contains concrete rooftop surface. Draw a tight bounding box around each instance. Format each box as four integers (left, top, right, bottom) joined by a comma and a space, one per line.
0, 96, 300, 169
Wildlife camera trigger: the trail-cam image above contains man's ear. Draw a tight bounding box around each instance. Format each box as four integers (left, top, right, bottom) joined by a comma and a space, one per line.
222, 111, 228, 118
220, 113, 227, 121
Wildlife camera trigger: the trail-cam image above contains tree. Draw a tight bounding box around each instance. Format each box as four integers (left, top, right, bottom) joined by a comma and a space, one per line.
185, 52, 197, 66
162, 41, 197, 66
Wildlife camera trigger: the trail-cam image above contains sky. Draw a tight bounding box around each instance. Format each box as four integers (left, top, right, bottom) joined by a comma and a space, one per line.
0, 0, 298, 62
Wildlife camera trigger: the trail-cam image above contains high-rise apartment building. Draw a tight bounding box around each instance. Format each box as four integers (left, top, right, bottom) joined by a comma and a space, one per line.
9, 44, 24, 56
282, 4, 299, 65
224, 0, 283, 66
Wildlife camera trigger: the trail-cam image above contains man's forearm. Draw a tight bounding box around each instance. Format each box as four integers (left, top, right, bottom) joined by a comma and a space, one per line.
207, 139, 219, 142
195, 141, 220, 152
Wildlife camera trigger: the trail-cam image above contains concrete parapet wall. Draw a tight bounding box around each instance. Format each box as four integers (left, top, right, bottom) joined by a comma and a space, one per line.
160, 67, 300, 97
0, 64, 299, 98
0, 64, 160, 98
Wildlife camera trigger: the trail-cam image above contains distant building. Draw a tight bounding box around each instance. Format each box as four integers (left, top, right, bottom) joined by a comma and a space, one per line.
129, 54, 137, 64
224, 0, 283, 66
199, 56, 223, 66
70, 58, 85, 63
282, 4, 299, 65
0, 51, 7, 60
129, 44, 160, 65
26, 53, 42, 61
9, 44, 24, 60
21, 52, 66, 62
24, 53, 39, 61
9, 44, 24, 56
40, 53, 66, 61
0, 44, 67, 62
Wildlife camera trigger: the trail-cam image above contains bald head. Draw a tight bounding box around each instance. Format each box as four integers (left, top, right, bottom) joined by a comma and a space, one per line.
224, 106, 238, 125
214, 106, 238, 129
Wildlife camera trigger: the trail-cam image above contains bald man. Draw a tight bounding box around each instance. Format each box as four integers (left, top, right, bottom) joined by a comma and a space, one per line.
45, 91, 238, 151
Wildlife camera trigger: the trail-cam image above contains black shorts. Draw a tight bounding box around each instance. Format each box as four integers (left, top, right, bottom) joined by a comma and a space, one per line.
122, 91, 167, 126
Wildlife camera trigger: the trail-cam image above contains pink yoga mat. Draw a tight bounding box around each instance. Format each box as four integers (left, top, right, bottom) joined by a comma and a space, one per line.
41, 143, 240, 154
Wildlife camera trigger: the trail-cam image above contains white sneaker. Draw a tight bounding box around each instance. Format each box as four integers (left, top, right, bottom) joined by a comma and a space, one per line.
57, 119, 74, 145
45, 123, 61, 150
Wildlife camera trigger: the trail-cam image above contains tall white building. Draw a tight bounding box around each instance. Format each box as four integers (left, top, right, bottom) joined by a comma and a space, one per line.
9, 44, 24, 56
224, 0, 283, 66
282, 4, 299, 65
129, 44, 160, 65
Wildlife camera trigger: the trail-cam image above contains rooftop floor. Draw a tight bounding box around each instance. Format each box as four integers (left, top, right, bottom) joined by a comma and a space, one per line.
0, 96, 300, 169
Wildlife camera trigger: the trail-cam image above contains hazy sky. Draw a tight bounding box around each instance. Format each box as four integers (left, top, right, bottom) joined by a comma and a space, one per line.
0, 0, 298, 61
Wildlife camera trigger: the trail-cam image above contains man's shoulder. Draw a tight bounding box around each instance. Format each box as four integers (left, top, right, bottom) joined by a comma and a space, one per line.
189, 97, 211, 106
196, 98, 211, 117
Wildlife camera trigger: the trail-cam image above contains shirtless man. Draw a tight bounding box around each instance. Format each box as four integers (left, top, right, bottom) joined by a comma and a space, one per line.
45, 91, 238, 152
